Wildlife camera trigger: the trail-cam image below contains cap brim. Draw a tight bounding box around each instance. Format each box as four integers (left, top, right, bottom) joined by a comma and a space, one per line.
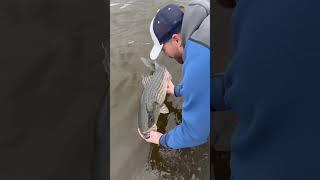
150, 44, 163, 60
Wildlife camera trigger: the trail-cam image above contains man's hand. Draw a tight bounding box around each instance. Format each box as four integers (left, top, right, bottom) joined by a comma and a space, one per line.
138, 129, 163, 145
166, 78, 175, 95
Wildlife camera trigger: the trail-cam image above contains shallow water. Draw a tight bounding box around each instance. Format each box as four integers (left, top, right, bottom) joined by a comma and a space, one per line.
110, 0, 210, 179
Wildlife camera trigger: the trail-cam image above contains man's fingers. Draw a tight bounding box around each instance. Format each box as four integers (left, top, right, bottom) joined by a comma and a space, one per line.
149, 131, 155, 136
145, 133, 150, 139
138, 128, 150, 140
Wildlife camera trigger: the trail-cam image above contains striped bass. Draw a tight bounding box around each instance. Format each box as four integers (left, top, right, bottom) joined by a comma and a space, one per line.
138, 57, 171, 138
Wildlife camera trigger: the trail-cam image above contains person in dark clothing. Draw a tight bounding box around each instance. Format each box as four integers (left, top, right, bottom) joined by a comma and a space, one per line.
212, 0, 320, 179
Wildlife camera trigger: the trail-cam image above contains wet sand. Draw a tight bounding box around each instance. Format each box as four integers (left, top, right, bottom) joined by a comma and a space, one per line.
110, 0, 209, 179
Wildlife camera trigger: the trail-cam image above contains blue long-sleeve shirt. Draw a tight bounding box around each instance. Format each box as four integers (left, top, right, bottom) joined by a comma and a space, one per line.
159, 39, 210, 149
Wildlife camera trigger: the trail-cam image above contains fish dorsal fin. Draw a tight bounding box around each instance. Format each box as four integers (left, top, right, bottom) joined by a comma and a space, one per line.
142, 75, 153, 88
140, 57, 155, 71
160, 104, 169, 114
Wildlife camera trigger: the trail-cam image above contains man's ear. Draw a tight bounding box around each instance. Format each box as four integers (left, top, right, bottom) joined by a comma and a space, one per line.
172, 33, 182, 46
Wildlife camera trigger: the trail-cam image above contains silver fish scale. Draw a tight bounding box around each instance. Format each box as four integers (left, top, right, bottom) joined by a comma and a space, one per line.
145, 65, 169, 112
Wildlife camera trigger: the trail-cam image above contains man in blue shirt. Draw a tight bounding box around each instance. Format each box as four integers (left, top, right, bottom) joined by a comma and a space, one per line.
138, 0, 210, 149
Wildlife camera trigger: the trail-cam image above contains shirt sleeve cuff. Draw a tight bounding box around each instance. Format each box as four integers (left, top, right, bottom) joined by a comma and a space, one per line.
159, 134, 171, 149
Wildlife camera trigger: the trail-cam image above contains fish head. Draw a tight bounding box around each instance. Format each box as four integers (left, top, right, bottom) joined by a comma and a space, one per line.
138, 95, 161, 138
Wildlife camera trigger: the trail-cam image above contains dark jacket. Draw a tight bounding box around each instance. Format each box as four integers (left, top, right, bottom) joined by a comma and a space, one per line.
213, 0, 320, 179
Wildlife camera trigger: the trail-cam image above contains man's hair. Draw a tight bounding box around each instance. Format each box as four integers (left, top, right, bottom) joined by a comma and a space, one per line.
216, 0, 236, 8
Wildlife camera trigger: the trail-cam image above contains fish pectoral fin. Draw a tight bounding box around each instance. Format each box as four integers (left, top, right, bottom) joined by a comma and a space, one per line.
142, 75, 153, 88
160, 104, 169, 114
